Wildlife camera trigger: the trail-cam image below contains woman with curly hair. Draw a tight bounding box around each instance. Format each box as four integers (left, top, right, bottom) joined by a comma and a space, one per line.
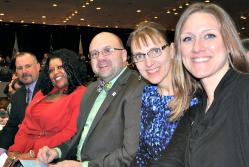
8, 49, 87, 159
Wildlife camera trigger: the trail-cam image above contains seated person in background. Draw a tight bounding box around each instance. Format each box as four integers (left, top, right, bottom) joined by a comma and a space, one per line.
242, 38, 249, 60
0, 109, 9, 131
4, 73, 23, 115
5, 73, 23, 97
127, 21, 198, 166
8, 48, 87, 159
0, 97, 10, 131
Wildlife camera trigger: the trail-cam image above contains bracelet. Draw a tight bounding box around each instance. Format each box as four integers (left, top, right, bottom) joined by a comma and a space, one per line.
29, 150, 35, 158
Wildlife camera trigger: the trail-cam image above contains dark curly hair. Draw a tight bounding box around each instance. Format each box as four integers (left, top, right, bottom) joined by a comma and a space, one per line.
40, 48, 87, 95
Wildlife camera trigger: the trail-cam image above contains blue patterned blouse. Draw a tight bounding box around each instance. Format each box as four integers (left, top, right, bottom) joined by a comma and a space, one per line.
135, 85, 198, 167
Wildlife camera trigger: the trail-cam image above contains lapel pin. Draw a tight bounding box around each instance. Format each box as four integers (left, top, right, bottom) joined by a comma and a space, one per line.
112, 92, 116, 96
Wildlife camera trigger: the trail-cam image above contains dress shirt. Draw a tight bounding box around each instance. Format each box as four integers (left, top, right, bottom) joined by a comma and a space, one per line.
77, 68, 126, 167
25, 80, 37, 103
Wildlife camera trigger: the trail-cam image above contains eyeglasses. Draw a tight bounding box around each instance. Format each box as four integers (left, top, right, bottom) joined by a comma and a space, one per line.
132, 44, 168, 63
89, 47, 124, 59
48, 65, 64, 74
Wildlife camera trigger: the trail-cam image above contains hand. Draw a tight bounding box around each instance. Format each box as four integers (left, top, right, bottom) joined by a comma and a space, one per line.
48, 160, 82, 167
37, 146, 58, 163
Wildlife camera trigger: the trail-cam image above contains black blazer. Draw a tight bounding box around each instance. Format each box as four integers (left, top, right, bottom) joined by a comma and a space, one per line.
0, 75, 42, 149
58, 68, 146, 167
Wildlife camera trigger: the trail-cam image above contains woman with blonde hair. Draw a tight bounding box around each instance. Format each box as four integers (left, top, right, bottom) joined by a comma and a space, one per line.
128, 21, 198, 166
152, 2, 249, 167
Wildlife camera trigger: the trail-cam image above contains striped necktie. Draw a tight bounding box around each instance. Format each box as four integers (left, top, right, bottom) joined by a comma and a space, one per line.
26, 88, 31, 104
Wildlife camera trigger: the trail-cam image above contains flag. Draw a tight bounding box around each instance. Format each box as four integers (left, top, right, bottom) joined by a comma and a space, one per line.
12, 32, 19, 56
79, 34, 84, 59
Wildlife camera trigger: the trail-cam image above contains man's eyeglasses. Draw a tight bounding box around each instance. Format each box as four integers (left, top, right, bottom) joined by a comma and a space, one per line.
89, 47, 124, 59
132, 44, 168, 63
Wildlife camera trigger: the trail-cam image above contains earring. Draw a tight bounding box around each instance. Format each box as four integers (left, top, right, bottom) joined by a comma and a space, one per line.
138, 75, 142, 80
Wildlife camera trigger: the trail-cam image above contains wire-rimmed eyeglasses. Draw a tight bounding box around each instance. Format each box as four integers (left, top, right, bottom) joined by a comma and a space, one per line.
132, 44, 168, 63
89, 47, 124, 59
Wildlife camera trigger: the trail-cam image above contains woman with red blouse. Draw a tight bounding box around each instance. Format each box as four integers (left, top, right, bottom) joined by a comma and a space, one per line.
8, 49, 87, 159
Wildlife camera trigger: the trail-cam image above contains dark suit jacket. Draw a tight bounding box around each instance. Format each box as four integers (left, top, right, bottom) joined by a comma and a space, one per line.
0, 75, 42, 149
58, 68, 146, 167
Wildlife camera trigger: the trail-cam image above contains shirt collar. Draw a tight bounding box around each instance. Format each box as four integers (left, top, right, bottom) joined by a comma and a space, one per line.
25, 79, 38, 92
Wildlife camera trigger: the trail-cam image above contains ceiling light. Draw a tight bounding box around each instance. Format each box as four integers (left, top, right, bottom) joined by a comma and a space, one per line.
80, 18, 85, 21
166, 10, 171, 14
66, 18, 69, 20
241, 27, 246, 30
52, 3, 58, 7
31, 21, 35, 24
86, 2, 89, 5
174, 12, 178, 15
90, 0, 94, 1
42, 16, 46, 19
185, 2, 190, 6
43, 22, 46, 24
74, 10, 78, 14
136, 10, 141, 13
0, 19, 3, 22
87, 24, 91, 26
72, 13, 75, 16
205, 0, 210, 2
63, 20, 67, 23
105, 25, 109, 28
115, 25, 118, 28
20, 20, 24, 23
0, 13, 4, 16
154, 16, 158, 19
144, 20, 148, 23
240, 15, 247, 20
82, 5, 86, 8
96, 7, 101, 10
173, 8, 177, 11
179, 5, 183, 8
10, 20, 14, 22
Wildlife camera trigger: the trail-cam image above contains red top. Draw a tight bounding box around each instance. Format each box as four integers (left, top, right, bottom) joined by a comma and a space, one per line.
9, 86, 86, 155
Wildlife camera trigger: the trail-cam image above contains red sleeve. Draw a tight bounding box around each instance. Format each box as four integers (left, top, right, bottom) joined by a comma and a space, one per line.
8, 91, 44, 153
33, 86, 86, 154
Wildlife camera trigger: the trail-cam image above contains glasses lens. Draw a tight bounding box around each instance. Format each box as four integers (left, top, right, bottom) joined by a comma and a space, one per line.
148, 48, 162, 58
89, 51, 99, 59
133, 54, 145, 62
103, 47, 114, 55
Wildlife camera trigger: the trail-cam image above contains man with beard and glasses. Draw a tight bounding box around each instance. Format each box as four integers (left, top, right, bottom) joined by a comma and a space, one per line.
0, 52, 42, 155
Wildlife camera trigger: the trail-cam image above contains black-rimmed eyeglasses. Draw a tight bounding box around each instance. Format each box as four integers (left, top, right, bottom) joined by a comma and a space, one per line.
89, 47, 124, 59
132, 44, 168, 63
